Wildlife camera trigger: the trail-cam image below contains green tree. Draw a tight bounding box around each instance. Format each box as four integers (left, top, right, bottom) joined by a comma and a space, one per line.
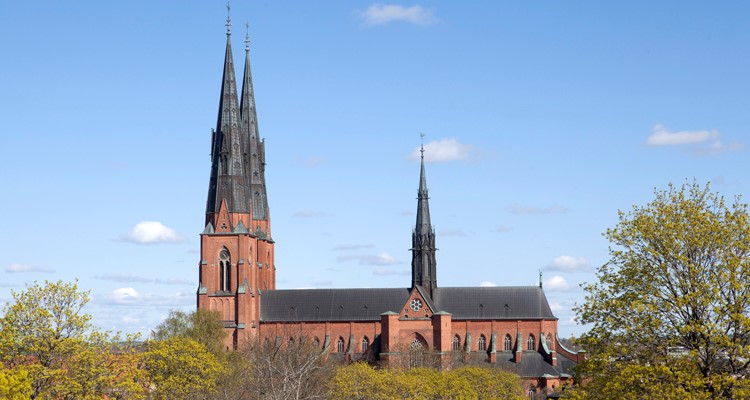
0, 280, 146, 399
151, 309, 226, 355
0, 365, 32, 399
575, 182, 750, 398
141, 336, 226, 400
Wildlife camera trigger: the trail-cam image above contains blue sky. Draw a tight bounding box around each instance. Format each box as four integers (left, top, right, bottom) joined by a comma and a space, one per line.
1, 1, 748, 338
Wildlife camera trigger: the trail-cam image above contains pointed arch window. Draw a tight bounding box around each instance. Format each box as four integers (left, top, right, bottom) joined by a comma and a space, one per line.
504, 334, 512, 351
361, 337, 369, 352
337, 337, 345, 353
546, 333, 552, 349
452, 335, 461, 351
219, 248, 231, 291
478, 335, 487, 351
409, 339, 425, 368
527, 334, 535, 351
312, 337, 320, 348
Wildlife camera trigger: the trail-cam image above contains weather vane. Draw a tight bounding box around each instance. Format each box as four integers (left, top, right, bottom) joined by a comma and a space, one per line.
226, 1, 232, 35
420, 132, 426, 158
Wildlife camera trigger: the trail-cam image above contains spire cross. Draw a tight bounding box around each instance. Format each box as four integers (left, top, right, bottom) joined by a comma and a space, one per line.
226, 1, 232, 35
419, 132, 426, 159
245, 20, 250, 51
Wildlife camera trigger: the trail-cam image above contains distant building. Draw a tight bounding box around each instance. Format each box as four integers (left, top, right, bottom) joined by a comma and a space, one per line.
196, 14, 584, 394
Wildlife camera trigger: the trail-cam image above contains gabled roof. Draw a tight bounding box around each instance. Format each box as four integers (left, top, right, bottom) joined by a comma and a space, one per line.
433, 286, 555, 320
260, 285, 555, 322
261, 288, 410, 322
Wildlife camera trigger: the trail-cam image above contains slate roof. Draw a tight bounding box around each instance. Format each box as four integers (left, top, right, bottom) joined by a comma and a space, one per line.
260, 286, 555, 322
494, 351, 575, 377
261, 288, 410, 322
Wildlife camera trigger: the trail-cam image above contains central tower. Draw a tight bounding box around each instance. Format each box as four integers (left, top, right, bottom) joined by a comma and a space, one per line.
410, 143, 437, 298
198, 12, 274, 349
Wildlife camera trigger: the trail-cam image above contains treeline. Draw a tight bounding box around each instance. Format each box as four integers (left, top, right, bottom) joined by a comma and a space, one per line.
0, 280, 525, 399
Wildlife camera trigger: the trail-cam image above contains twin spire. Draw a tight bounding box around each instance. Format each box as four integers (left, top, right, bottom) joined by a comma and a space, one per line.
206, 9, 269, 223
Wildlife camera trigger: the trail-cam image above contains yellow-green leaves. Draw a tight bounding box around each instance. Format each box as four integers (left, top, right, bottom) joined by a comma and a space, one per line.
575, 181, 750, 398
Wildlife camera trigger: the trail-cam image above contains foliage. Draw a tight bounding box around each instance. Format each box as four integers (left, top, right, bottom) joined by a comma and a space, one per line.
0, 365, 32, 400
141, 336, 226, 400
0, 280, 147, 399
328, 363, 524, 399
575, 182, 750, 398
151, 309, 226, 355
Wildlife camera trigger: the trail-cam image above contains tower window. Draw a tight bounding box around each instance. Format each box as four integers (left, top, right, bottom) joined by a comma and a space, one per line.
547, 334, 552, 349
219, 249, 231, 291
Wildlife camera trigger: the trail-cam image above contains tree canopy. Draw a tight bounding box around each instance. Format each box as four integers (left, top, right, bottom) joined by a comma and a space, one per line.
574, 182, 750, 398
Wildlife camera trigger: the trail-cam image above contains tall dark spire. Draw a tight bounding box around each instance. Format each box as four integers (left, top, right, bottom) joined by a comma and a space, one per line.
411, 135, 437, 298
240, 21, 270, 221
206, 7, 251, 218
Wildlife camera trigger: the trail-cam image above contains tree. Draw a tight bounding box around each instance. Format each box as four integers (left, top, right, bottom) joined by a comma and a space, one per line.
151, 309, 226, 355
575, 182, 750, 398
141, 337, 226, 400
0, 280, 147, 399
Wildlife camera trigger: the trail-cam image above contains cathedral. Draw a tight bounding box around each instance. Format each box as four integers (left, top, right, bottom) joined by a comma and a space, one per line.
196, 14, 584, 393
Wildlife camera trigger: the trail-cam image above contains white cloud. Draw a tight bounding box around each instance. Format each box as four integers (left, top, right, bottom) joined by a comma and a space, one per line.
359, 4, 438, 27
338, 253, 400, 266
408, 138, 474, 163
547, 256, 591, 273
94, 273, 192, 286
5, 263, 55, 273
479, 281, 498, 287
506, 204, 569, 215
112, 288, 140, 304
122, 221, 184, 244
543, 275, 573, 292
549, 302, 564, 313
646, 124, 718, 146
645, 124, 744, 156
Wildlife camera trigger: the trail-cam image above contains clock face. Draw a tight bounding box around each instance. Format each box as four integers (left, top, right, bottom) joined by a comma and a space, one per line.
410, 299, 422, 312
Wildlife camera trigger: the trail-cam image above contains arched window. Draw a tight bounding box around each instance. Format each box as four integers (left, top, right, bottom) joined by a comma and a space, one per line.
219, 248, 231, 291
312, 337, 320, 348
527, 334, 535, 351
546, 333, 552, 349
504, 334, 512, 351
337, 337, 345, 353
452, 335, 461, 351
478, 335, 486, 351
288, 338, 295, 348
361, 337, 369, 352
409, 339, 424, 368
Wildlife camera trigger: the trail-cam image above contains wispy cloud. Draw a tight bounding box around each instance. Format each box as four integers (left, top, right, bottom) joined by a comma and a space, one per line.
332, 244, 374, 251
547, 256, 591, 273
292, 210, 329, 218
408, 138, 474, 163
101, 288, 192, 307
5, 263, 55, 274
506, 204, 569, 215
373, 267, 409, 276
337, 253, 400, 266
303, 156, 325, 167
94, 273, 193, 286
359, 4, 439, 27
646, 124, 744, 156
121, 221, 184, 244
439, 229, 467, 237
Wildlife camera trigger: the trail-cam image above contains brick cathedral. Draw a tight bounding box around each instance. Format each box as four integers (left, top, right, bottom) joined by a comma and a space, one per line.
197, 14, 583, 392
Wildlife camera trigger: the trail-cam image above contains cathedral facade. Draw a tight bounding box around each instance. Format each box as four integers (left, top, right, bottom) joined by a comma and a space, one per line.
197, 16, 584, 393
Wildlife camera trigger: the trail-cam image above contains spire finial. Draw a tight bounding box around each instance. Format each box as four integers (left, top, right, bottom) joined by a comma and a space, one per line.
419, 132, 426, 160
539, 270, 543, 288
245, 20, 250, 51
226, 1, 232, 35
